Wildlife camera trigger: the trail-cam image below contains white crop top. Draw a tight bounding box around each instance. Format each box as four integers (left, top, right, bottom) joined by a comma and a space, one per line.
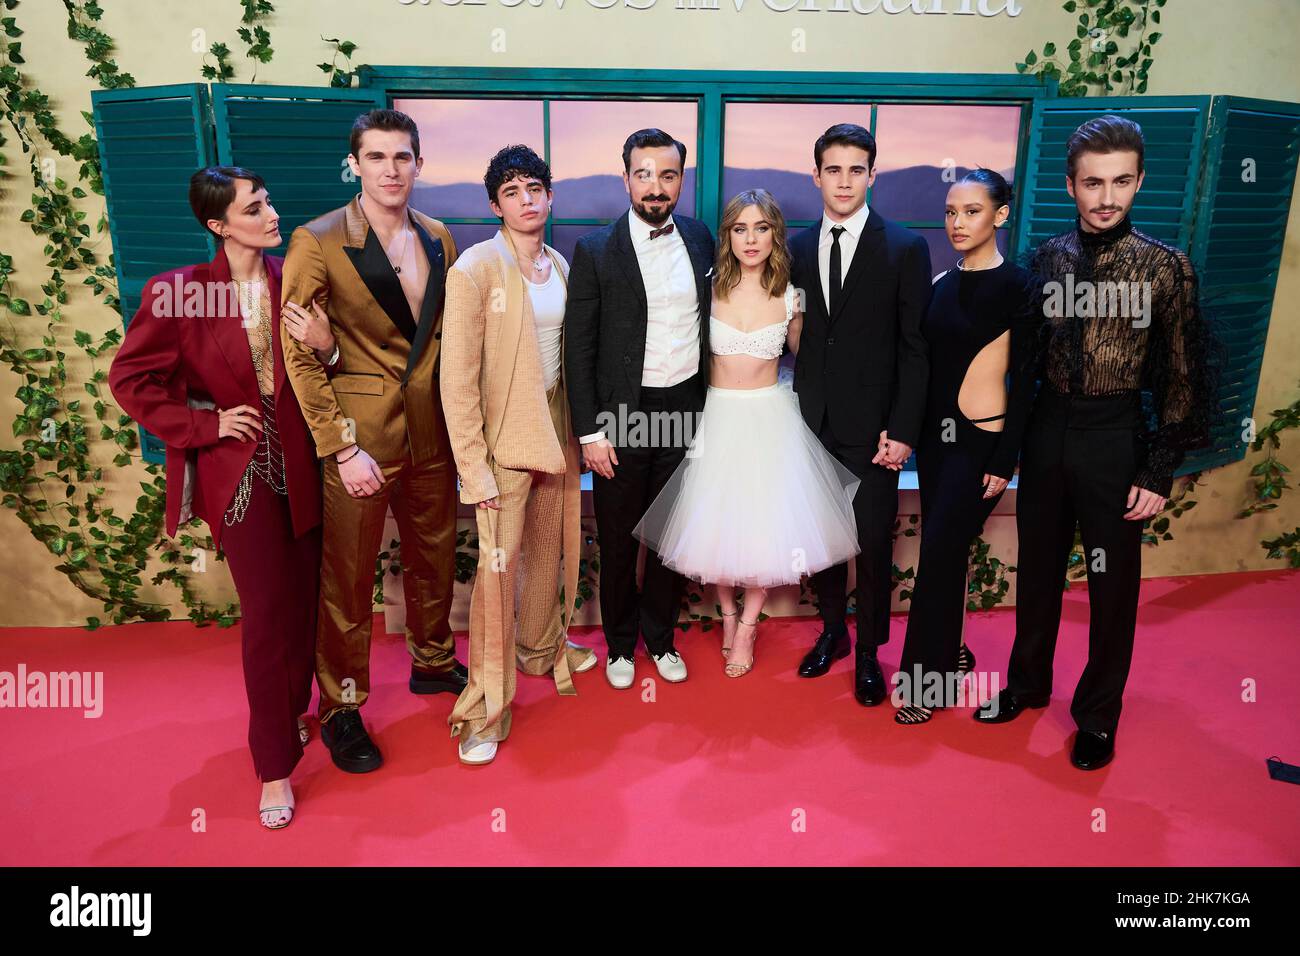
709, 283, 795, 360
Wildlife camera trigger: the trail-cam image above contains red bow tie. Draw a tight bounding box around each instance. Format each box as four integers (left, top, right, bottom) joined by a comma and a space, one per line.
649, 223, 675, 240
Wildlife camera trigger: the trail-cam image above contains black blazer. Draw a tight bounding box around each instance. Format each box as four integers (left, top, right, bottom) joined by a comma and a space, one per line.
564, 210, 715, 441
790, 210, 932, 449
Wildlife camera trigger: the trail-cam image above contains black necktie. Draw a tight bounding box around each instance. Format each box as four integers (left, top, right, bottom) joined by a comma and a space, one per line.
829, 225, 845, 316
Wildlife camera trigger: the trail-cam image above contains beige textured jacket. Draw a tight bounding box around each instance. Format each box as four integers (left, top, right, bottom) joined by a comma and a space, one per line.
440, 228, 571, 504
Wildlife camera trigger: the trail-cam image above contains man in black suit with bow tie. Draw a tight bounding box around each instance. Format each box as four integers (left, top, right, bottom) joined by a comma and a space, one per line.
789, 123, 933, 705
564, 128, 716, 690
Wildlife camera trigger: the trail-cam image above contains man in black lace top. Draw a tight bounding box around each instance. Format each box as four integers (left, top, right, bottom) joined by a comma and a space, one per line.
975, 115, 1217, 771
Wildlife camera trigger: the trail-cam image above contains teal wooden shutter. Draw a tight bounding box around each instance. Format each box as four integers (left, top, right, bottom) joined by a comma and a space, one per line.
1015, 95, 1211, 256
1181, 96, 1300, 474
211, 84, 386, 256
91, 83, 217, 464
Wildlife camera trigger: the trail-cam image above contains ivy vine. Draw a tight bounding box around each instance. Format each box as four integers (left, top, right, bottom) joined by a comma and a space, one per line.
319, 36, 363, 89
1237, 387, 1300, 567
1, 0, 236, 628
1016, 0, 1165, 97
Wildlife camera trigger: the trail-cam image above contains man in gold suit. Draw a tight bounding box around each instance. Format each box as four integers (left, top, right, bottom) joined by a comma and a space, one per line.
281, 109, 466, 774
439, 145, 597, 766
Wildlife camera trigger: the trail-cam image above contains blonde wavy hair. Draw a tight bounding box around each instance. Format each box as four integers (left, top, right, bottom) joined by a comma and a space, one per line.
713, 188, 791, 300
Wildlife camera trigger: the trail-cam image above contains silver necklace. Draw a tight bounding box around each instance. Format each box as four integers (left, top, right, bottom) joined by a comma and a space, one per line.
957, 252, 1004, 272
387, 224, 412, 274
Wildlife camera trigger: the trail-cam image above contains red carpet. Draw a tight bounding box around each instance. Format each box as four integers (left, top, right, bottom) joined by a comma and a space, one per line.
2, 570, 1297, 866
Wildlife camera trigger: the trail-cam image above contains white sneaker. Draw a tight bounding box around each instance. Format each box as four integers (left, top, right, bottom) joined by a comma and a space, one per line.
574, 648, 599, 674
652, 649, 688, 683
458, 738, 498, 765
606, 655, 635, 689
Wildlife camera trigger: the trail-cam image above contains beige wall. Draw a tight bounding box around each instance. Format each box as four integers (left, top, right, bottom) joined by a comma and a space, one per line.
2, 0, 1298, 626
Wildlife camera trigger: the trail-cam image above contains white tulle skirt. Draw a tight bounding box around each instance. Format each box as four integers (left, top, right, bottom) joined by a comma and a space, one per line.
632, 381, 862, 588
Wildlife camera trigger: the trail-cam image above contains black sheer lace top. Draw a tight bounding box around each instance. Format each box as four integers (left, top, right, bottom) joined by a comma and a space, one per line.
1030, 214, 1218, 496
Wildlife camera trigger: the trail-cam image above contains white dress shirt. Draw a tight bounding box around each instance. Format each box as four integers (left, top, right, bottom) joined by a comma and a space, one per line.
818, 202, 871, 313
580, 206, 701, 445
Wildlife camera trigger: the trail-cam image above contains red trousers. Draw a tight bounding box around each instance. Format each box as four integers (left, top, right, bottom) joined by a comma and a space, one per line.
221, 471, 322, 781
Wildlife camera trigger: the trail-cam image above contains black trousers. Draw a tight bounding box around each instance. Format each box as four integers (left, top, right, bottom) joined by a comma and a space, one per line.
898, 416, 1002, 703
1006, 388, 1145, 735
592, 375, 700, 660
811, 413, 900, 651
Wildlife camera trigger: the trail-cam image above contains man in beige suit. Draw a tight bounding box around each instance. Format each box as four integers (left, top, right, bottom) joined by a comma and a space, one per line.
281, 109, 466, 775
440, 145, 596, 765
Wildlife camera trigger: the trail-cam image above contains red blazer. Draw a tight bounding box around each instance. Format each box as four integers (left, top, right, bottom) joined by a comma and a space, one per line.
109, 248, 323, 549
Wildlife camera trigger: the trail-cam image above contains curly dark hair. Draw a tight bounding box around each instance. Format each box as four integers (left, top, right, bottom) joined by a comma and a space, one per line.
484, 144, 552, 213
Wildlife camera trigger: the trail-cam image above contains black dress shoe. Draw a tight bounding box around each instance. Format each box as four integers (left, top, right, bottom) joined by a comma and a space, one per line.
410, 659, 469, 695
972, 688, 1051, 724
854, 648, 886, 706
1071, 730, 1115, 770
320, 709, 383, 774
797, 628, 850, 678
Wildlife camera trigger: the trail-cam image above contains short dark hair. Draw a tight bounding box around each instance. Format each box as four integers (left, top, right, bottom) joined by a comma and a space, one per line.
1066, 114, 1145, 179
349, 108, 420, 159
484, 144, 552, 212
814, 123, 877, 171
189, 165, 267, 241
958, 167, 1014, 210
622, 128, 687, 173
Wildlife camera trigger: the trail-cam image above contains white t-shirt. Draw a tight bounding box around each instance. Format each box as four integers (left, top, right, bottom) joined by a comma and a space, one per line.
527, 268, 565, 391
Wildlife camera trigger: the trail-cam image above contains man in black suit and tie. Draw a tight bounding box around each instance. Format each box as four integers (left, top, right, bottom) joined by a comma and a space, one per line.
563, 128, 716, 690
789, 123, 933, 705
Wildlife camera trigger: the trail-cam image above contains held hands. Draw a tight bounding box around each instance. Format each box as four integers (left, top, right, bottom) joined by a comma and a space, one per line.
982, 473, 1009, 499
282, 300, 336, 355
583, 438, 619, 480
872, 430, 912, 471
336, 445, 385, 498
1123, 485, 1167, 521
218, 405, 262, 442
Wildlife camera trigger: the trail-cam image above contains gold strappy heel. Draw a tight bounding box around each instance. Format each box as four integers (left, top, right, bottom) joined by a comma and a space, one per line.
725, 616, 759, 678
719, 608, 740, 658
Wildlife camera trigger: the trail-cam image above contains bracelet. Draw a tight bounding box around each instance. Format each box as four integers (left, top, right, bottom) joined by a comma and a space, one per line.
336, 447, 360, 465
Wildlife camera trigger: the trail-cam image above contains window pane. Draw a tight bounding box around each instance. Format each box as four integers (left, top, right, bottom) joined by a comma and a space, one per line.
548, 100, 698, 220
395, 98, 545, 220
723, 102, 872, 224
549, 223, 603, 267
870, 104, 1021, 224
446, 222, 502, 258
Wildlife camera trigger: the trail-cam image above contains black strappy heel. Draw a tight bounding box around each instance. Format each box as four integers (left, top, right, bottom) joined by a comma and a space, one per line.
895, 704, 934, 725
957, 644, 977, 676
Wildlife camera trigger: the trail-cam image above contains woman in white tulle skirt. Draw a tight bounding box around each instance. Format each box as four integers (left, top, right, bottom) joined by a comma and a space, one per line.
633, 189, 861, 677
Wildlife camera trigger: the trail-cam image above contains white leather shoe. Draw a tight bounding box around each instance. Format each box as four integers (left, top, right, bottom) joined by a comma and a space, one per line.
606, 655, 635, 689
652, 650, 688, 683
458, 738, 498, 765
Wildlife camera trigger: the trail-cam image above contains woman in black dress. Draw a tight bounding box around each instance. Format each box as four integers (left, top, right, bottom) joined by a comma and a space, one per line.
894, 169, 1042, 725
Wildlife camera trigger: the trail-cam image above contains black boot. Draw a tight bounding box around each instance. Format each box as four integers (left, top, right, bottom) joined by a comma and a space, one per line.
410, 659, 469, 695
320, 709, 383, 774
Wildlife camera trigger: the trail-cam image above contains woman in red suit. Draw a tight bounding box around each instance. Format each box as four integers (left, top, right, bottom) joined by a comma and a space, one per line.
110, 166, 338, 829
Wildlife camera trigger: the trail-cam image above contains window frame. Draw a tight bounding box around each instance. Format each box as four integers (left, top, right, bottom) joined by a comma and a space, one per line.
365, 66, 1053, 250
